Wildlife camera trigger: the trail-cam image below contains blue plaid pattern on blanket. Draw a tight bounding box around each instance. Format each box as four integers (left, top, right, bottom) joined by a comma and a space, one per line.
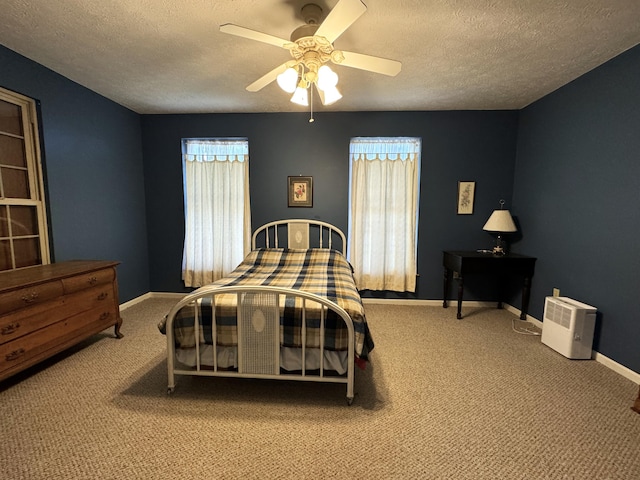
160, 248, 374, 361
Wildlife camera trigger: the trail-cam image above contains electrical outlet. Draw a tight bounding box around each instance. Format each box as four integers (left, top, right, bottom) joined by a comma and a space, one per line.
553, 288, 560, 297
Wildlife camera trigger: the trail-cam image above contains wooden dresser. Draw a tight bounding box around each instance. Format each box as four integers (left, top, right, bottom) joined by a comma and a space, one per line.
0, 260, 123, 382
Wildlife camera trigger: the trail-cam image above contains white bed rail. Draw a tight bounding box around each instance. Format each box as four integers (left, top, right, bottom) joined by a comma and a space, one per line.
165, 285, 356, 404
252, 219, 347, 254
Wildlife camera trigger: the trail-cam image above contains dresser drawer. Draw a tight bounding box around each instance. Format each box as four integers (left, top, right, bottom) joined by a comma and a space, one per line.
0, 305, 117, 379
0, 297, 65, 346
61, 267, 115, 294
0, 281, 64, 316
63, 283, 117, 312
0, 284, 117, 346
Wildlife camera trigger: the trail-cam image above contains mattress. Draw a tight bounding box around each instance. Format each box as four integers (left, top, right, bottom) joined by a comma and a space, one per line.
159, 248, 374, 362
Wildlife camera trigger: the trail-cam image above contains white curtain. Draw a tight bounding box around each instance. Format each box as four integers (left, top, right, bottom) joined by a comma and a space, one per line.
348, 137, 421, 292
182, 139, 251, 287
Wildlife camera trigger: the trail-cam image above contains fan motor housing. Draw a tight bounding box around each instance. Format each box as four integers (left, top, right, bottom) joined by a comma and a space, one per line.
301, 3, 323, 24
290, 23, 319, 42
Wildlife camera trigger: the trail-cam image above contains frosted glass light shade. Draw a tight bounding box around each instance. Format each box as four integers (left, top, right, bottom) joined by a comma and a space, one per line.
318, 85, 342, 105
290, 85, 309, 106
276, 68, 298, 93
317, 65, 338, 91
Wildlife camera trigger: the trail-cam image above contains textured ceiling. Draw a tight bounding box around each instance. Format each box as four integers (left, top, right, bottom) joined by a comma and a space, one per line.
1, 0, 639, 114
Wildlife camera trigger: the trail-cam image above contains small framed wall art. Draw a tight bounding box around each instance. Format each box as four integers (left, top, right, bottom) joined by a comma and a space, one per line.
288, 176, 313, 207
457, 181, 476, 214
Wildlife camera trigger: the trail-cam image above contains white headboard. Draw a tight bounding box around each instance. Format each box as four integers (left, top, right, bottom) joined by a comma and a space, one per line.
251, 219, 347, 254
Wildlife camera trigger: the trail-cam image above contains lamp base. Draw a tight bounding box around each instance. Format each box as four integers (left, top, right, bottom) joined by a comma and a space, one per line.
492, 234, 507, 255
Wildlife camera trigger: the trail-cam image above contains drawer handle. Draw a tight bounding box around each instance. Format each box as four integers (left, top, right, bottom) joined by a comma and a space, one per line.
97, 292, 109, 301
1, 323, 20, 335
21, 292, 39, 303
6, 348, 26, 361
99, 312, 111, 321
88, 276, 98, 285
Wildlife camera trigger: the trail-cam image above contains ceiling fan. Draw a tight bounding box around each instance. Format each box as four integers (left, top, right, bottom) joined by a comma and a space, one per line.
220, 0, 402, 106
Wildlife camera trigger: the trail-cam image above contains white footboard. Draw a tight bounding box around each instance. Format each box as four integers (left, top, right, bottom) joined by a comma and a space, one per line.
165, 285, 356, 405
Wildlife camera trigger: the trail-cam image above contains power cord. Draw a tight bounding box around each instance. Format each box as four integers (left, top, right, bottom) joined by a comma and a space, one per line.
512, 317, 541, 336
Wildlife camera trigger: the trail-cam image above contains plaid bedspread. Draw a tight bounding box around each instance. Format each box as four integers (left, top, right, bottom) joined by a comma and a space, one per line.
160, 248, 374, 360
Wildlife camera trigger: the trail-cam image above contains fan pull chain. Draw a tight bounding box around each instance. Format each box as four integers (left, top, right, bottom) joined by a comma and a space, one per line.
309, 86, 314, 123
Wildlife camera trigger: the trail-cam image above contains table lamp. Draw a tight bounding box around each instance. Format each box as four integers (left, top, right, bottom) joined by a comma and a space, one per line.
483, 200, 517, 255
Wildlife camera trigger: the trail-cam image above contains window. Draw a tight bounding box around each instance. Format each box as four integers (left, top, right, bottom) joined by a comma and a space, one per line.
348, 137, 421, 292
181, 138, 251, 287
0, 87, 50, 272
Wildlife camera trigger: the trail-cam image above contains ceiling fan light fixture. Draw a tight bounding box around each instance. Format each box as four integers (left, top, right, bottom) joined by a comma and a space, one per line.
318, 85, 342, 105
276, 67, 298, 93
221, 0, 402, 113
290, 80, 309, 106
317, 65, 338, 91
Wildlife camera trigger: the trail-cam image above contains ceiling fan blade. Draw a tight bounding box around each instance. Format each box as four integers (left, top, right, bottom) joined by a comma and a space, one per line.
315, 0, 367, 43
338, 51, 402, 76
220, 24, 291, 49
246, 63, 290, 92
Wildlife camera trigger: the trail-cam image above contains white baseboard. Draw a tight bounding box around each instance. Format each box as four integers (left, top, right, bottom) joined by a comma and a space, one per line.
121, 293, 639, 385
363, 298, 639, 384
593, 353, 640, 384
503, 304, 640, 384
362, 298, 495, 308
119, 291, 186, 310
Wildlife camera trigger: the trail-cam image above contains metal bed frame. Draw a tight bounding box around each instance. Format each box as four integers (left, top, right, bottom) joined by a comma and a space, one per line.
165, 219, 358, 404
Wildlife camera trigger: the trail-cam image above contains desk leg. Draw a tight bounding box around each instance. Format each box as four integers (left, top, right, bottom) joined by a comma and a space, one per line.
443, 268, 450, 308
521, 276, 532, 320
497, 277, 505, 310
456, 275, 464, 319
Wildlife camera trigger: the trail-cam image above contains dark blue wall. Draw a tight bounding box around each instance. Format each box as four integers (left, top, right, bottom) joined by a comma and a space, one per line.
3, 37, 638, 374
140, 110, 519, 299
0, 45, 150, 301
514, 45, 640, 372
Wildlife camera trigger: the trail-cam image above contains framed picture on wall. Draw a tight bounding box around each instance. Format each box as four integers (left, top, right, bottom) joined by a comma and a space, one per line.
457, 181, 475, 214
288, 176, 313, 207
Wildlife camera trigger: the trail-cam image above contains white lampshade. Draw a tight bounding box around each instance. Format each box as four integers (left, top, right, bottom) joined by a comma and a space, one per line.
317, 85, 342, 105
317, 65, 338, 91
290, 84, 309, 106
483, 209, 517, 233
276, 67, 298, 93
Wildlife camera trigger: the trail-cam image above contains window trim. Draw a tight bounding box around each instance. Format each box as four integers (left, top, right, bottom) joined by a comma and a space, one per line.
0, 87, 50, 271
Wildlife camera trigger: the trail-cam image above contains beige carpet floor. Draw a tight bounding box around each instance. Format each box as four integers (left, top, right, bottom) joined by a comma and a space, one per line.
1, 297, 638, 479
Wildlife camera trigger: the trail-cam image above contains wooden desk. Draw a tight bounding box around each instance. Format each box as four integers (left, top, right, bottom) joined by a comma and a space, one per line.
443, 251, 536, 320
